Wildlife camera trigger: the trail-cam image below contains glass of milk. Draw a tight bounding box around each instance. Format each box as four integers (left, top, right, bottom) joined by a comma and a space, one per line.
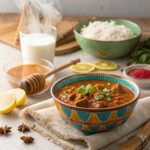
20, 26, 56, 64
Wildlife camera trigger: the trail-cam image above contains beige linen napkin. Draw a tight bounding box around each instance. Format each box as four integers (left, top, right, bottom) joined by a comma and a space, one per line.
20, 97, 150, 150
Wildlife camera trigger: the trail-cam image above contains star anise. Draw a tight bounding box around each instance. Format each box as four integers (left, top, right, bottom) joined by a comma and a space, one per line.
0, 125, 12, 136
20, 136, 34, 144
18, 123, 30, 133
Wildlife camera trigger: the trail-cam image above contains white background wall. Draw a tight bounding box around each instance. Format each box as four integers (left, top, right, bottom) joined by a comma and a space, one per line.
0, 0, 150, 18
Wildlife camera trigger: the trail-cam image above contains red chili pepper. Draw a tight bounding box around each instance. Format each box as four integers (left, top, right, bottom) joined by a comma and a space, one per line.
128, 69, 150, 79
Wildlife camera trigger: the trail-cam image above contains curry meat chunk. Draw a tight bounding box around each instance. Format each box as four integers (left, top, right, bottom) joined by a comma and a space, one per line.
56, 80, 135, 109
111, 83, 126, 93
90, 100, 108, 108
94, 84, 104, 90
75, 98, 88, 107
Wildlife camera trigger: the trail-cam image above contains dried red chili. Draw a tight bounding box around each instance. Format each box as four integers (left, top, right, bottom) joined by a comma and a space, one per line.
128, 69, 150, 79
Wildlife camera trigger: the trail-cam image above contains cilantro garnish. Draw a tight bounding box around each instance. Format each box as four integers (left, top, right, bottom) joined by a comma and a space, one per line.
105, 92, 112, 98
94, 92, 104, 100
77, 85, 112, 101
77, 84, 95, 95
102, 88, 110, 92
94, 88, 112, 101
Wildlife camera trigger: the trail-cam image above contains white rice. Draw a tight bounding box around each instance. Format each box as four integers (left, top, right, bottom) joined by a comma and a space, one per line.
80, 20, 135, 41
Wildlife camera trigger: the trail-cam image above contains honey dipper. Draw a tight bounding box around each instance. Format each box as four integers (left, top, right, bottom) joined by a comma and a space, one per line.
20, 58, 80, 95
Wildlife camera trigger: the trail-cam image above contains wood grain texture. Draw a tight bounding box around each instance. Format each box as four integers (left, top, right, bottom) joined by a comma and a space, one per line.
0, 13, 79, 55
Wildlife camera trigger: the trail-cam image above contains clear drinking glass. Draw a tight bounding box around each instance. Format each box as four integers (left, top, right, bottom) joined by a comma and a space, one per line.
20, 25, 57, 64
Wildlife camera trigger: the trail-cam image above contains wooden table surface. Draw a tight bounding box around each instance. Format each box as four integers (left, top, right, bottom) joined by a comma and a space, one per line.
0, 13, 81, 55
0, 13, 150, 32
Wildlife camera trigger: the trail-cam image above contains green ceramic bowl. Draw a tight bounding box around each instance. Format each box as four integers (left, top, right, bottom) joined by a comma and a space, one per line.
74, 18, 142, 59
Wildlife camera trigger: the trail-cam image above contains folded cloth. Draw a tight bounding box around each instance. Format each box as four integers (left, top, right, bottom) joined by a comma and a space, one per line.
20, 97, 150, 150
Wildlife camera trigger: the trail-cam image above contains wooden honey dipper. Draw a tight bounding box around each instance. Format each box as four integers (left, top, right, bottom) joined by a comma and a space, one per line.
20, 58, 80, 95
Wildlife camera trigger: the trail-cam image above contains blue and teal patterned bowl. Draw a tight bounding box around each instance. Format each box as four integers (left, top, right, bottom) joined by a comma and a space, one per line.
51, 73, 140, 133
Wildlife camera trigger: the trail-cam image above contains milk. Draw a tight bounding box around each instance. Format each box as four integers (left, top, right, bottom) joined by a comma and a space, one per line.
20, 33, 56, 63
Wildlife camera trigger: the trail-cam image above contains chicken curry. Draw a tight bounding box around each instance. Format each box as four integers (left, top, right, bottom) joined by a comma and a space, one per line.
55, 80, 135, 109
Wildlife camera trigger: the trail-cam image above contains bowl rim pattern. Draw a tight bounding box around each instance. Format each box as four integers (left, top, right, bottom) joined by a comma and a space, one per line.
51, 73, 140, 112
74, 18, 142, 43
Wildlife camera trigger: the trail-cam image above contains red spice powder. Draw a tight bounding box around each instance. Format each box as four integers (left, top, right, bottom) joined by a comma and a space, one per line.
128, 69, 150, 79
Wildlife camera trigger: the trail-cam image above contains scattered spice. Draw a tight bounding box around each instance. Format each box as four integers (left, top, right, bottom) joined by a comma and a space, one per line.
20, 136, 34, 144
0, 124, 35, 145
18, 123, 30, 133
0, 125, 12, 136
128, 69, 150, 79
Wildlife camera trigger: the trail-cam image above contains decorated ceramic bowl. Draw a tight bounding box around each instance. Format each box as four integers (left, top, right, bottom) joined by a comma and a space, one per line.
51, 73, 140, 133
74, 18, 142, 59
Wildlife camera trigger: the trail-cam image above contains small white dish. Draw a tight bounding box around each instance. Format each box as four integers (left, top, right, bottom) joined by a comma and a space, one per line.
123, 64, 150, 88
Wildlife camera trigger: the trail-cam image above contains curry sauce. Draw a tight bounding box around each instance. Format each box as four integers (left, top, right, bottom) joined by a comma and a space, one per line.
55, 80, 135, 108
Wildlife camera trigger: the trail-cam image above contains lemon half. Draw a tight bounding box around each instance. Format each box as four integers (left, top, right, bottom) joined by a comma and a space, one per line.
95, 61, 118, 71
0, 93, 16, 114
71, 63, 95, 74
7, 89, 27, 107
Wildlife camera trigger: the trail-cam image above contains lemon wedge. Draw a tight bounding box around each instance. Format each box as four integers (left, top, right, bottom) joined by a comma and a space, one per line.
71, 63, 95, 74
7, 89, 27, 107
0, 93, 16, 114
95, 60, 118, 71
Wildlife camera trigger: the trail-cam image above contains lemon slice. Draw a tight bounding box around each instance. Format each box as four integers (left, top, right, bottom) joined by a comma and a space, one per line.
95, 60, 118, 71
7, 89, 27, 107
71, 63, 95, 74
0, 93, 16, 114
